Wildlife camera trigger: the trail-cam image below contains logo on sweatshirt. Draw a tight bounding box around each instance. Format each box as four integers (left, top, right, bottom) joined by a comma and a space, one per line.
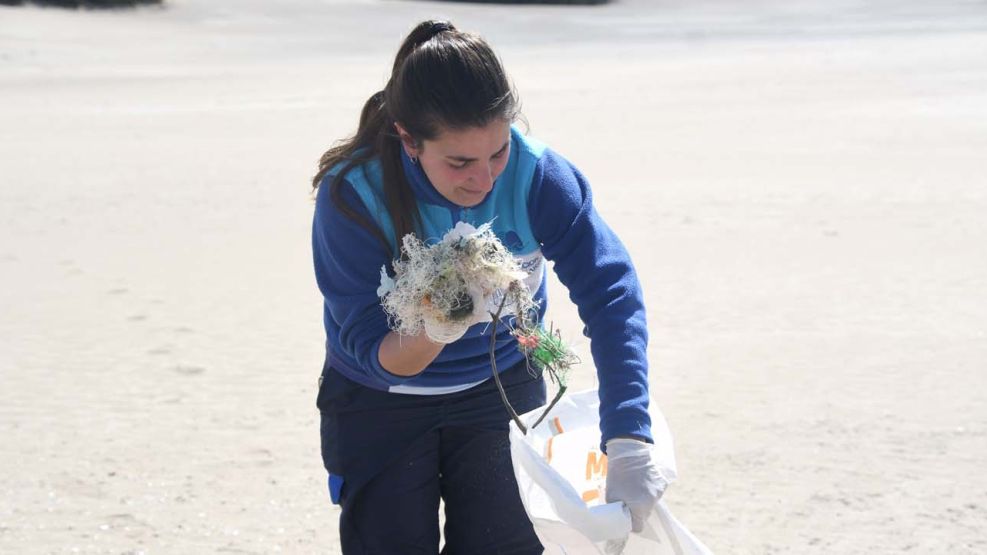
504, 230, 524, 251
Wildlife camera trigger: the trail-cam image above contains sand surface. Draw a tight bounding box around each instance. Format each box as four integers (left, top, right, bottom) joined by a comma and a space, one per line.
1, 0, 986, 553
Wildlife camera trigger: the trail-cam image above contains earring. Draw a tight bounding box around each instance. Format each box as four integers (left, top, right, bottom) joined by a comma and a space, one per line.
410, 154, 419, 164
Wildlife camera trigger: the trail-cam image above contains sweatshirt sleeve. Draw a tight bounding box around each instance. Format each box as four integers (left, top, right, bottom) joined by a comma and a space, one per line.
528, 149, 653, 451
312, 175, 418, 385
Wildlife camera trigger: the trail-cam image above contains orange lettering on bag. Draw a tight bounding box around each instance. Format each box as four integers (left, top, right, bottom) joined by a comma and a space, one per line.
585, 451, 607, 480
581, 489, 600, 502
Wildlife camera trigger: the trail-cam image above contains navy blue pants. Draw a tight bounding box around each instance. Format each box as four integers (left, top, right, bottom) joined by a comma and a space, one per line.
318, 361, 546, 554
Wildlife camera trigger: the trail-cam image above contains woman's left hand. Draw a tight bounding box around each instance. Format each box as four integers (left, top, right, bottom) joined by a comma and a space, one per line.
604, 438, 669, 533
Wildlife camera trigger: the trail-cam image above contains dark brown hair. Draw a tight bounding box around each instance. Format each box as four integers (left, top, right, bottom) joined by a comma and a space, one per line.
312, 20, 520, 255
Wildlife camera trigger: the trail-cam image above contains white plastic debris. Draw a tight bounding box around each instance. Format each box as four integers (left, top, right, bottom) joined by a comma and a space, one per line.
378, 222, 535, 342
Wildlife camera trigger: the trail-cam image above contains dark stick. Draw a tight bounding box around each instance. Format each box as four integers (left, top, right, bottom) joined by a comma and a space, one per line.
489, 292, 527, 434
529, 367, 566, 430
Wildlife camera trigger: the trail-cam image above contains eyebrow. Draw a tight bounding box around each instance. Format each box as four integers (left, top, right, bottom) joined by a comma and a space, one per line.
445, 141, 509, 163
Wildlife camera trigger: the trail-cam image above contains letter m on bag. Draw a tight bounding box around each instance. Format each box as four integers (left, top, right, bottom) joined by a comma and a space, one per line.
585, 451, 607, 480
581, 451, 608, 502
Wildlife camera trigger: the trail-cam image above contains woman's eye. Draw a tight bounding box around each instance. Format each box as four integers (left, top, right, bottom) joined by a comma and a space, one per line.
448, 147, 506, 169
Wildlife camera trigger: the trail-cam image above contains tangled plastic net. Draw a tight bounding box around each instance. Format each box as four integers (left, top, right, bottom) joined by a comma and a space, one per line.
513, 324, 579, 386
377, 221, 537, 340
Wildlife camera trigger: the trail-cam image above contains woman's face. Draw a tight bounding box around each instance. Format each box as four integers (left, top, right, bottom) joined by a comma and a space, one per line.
402, 119, 512, 208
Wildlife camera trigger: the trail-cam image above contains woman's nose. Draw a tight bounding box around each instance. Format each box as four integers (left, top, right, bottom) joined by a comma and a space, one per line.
472, 163, 495, 191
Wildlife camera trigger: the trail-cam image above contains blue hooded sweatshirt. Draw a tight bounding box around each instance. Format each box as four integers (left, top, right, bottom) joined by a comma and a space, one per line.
313, 126, 652, 447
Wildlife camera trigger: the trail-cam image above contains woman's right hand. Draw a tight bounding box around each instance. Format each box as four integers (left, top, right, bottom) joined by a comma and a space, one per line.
423, 318, 471, 344
422, 285, 498, 344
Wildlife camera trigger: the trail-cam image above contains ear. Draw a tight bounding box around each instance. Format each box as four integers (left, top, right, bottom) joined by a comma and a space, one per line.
393, 123, 421, 158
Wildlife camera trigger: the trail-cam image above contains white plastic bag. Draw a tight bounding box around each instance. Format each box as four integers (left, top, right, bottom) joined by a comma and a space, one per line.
509, 389, 713, 555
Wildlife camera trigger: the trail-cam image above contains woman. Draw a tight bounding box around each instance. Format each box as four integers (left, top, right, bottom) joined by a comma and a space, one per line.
312, 20, 664, 554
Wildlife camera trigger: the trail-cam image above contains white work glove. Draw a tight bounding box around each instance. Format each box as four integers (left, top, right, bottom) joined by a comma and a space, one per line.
605, 438, 669, 533
422, 284, 497, 344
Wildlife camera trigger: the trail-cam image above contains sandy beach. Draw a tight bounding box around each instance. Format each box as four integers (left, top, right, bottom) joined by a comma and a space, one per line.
1, 0, 986, 552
